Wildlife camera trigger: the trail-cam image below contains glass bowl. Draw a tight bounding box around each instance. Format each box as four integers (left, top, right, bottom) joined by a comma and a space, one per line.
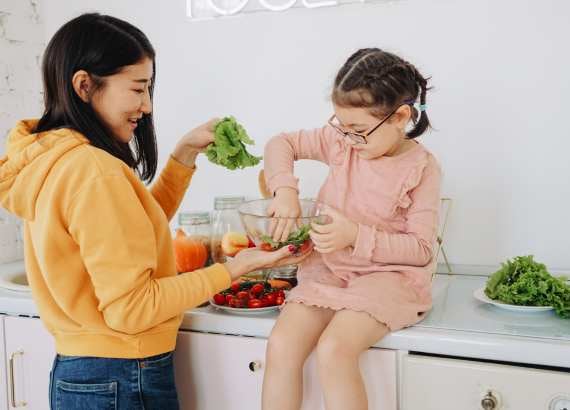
238, 199, 325, 256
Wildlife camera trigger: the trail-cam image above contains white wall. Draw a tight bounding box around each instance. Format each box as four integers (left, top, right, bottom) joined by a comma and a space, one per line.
32, 0, 570, 270
0, 0, 44, 262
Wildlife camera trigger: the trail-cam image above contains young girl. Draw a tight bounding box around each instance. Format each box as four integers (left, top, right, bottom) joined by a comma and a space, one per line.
262, 48, 441, 410
0, 13, 303, 409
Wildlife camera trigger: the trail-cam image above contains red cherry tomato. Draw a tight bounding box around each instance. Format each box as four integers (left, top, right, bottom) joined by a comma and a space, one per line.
236, 291, 249, 300
225, 294, 233, 304
275, 290, 286, 299
231, 296, 246, 308
230, 282, 240, 293
251, 283, 264, 295
275, 296, 285, 306
248, 299, 263, 309
264, 293, 277, 306
213, 293, 226, 305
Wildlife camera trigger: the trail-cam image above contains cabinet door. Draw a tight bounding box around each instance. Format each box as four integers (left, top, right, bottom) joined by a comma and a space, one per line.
401, 354, 570, 410
303, 347, 398, 410
174, 332, 268, 410
0, 317, 7, 410
4, 316, 55, 410
174, 332, 397, 410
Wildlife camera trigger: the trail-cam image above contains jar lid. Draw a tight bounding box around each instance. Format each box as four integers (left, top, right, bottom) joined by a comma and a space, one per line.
213, 196, 245, 210
179, 211, 211, 226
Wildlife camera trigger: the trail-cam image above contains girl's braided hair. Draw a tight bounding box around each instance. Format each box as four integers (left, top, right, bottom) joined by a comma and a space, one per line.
332, 48, 431, 139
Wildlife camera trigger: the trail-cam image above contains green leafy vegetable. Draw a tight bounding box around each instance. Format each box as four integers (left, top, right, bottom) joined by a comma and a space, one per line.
206, 117, 262, 170
484, 255, 570, 318
260, 224, 311, 250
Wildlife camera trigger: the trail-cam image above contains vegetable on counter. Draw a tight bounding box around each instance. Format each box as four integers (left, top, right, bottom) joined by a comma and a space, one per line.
484, 255, 570, 318
206, 117, 262, 170
173, 228, 208, 273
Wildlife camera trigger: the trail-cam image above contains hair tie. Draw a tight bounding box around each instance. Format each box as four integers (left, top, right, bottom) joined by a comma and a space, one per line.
419, 104, 427, 112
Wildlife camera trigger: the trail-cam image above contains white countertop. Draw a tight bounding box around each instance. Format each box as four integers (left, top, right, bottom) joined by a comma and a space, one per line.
1, 261, 569, 368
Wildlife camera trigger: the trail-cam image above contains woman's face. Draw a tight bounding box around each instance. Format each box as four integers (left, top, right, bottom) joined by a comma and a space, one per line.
90, 58, 154, 143
332, 104, 410, 160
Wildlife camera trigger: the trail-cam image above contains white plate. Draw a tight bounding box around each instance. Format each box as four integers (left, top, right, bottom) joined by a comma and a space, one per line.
473, 287, 554, 312
209, 300, 279, 315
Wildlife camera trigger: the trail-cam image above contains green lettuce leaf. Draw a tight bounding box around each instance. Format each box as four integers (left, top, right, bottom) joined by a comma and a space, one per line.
206, 117, 262, 170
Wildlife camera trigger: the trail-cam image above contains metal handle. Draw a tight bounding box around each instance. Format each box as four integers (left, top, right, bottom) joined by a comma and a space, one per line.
248, 360, 262, 372
9, 349, 27, 408
481, 391, 498, 410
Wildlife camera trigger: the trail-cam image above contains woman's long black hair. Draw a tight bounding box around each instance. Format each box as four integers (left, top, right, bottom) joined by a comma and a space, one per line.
36, 13, 158, 182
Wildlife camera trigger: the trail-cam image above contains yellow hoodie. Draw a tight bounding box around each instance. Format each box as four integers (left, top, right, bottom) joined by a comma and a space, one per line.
0, 120, 231, 358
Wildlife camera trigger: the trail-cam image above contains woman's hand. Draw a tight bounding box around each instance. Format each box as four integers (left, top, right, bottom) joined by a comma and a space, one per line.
268, 187, 301, 242
224, 245, 310, 281
172, 118, 219, 167
310, 206, 358, 254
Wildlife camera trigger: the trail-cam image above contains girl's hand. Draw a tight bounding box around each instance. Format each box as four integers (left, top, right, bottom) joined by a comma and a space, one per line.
310, 206, 358, 254
224, 245, 310, 281
172, 118, 219, 167
268, 187, 301, 242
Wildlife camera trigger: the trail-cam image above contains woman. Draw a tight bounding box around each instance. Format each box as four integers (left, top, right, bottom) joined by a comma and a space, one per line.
0, 13, 304, 409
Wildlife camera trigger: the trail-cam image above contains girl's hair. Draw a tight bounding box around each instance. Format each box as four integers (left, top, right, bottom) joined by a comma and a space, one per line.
332, 48, 431, 139
36, 13, 158, 182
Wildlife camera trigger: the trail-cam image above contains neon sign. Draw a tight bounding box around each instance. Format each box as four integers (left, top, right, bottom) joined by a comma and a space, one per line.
186, 0, 386, 19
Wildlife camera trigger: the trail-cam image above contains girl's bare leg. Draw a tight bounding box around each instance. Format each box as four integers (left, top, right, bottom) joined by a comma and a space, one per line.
262, 303, 334, 410
316, 310, 389, 410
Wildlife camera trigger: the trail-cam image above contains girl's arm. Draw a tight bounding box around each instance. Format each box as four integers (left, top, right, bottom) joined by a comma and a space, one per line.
351, 159, 442, 266
263, 126, 340, 195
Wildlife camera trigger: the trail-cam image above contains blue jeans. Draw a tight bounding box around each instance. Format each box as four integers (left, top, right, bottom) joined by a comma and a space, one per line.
49, 352, 179, 410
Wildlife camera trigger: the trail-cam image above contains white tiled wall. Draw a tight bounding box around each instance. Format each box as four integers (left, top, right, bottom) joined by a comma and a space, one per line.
0, 0, 43, 261
0, 0, 44, 152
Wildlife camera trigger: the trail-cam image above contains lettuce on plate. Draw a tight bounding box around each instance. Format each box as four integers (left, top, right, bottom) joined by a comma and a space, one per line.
206, 117, 262, 170
484, 255, 570, 318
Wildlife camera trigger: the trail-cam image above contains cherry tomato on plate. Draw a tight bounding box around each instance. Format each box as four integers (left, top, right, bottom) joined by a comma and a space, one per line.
251, 283, 264, 296
213, 293, 226, 305
248, 299, 263, 309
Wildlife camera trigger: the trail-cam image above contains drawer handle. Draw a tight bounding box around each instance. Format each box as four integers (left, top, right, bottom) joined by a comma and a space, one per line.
481, 391, 499, 410
248, 360, 262, 372
9, 349, 27, 408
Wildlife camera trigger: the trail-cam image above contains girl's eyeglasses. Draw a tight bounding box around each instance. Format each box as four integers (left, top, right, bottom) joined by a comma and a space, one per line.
327, 106, 401, 145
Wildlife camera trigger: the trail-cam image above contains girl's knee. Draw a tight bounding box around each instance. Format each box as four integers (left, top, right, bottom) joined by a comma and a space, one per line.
316, 334, 360, 368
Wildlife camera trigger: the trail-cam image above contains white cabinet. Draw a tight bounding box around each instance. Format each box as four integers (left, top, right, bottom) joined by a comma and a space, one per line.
174, 331, 397, 410
3, 316, 55, 410
0, 317, 7, 410
401, 353, 570, 410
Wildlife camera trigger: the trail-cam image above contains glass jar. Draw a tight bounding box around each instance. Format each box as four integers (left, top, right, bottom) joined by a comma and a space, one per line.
178, 211, 212, 266
210, 196, 246, 264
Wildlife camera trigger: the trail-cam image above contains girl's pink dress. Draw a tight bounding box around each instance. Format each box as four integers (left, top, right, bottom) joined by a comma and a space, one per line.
264, 125, 441, 330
